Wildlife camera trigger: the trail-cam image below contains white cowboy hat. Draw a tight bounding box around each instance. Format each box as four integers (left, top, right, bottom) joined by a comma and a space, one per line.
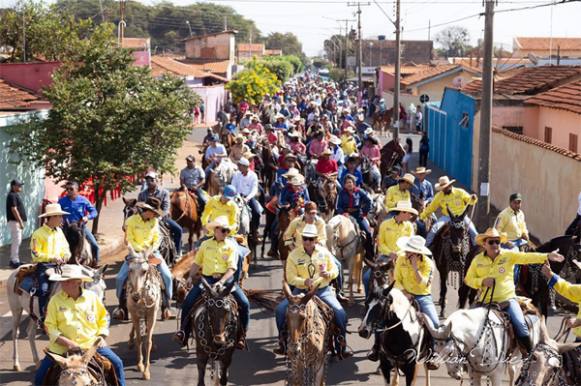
413, 167, 432, 175
398, 173, 415, 185
389, 201, 419, 216
289, 175, 305, 186
206, 216, 233, 232
301, 224, 319, 238
241, 128, 251, 135
329, 135, 342, 145
476, 227, 508, 246
47, 264, 93, 282
283, 168, 301, 178
397, 236, 432, 256
39, 203, 70, 218
434, 176, 456, 191
364, 127, 374, 135
343, 127, 355, 134
275, 113, 285, 120
237, 157, 250, 167
144, 171, 158, 179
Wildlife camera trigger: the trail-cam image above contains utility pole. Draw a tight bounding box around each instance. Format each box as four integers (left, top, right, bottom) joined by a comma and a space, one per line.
335, 19, 355, 81
392, 0, 401, 139
428, 19, 431, 41
186, 21, 192, 37
475, 0, 495, 228
22, 10, 26, 62
118, 0, 126, 47
224, 16, 228, 31
348, 2, 370, 91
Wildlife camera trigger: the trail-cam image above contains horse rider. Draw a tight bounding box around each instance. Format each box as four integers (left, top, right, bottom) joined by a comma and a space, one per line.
339, 153, 364, 187
410, 167, 434, 204
274, 224, 353, 359
329, 135, 345, 167
34, 264, 125, 386
382, 165, 402, 190
180, 155, 208, 214
363, 201, 417, 298
336, 174, 374, 260
174, 216, 250, 348
204, 134, 228, 165
113, 197, 174, 320
308, 131, 328, 159
384, 173, 415, 214
273, 153, 299, 193
58, 181, 100, 265
360, 136, 382, 188
231, 158, 263, 232
31, 203, 71, 325
420, 176, 478, 247
340, 127, 358, 157
138, 171, 184, 257
367, 235, 439, 366
278, 174, 310, 212
200, 184, 239, 236
240, 111, 252, 130
283, 201, 347, 301
464, 228, 564, 353
495, 193, 529, 251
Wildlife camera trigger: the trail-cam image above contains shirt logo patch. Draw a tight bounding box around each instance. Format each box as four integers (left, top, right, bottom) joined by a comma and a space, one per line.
58, 306, 67, 312
498, 267, 506, 274
86, 313, 96, 323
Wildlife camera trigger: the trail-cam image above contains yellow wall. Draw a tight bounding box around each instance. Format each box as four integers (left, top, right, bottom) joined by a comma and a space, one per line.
410, 71, 476, 100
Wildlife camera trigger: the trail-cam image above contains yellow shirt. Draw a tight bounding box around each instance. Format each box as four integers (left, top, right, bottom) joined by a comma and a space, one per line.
341, 134, 357, 156
201, 195, 239, 235
194, 238, 238, 276
377, 218, 414, 256
495, 207, 529, 241
286, 245, 338, 290
384, 185, 411, 209
464, 250, 548, 303
420, 187, 477, 221
283, 215, 327, 246
30, 225, 71, 263
125, 214, 161, 252
45, 289, 109, 355
552, 277, 581, 337
394, 253, 434, 296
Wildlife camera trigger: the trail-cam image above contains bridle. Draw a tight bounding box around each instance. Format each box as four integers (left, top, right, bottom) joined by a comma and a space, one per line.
127, 257, 160, 309
516, 343, 562, 386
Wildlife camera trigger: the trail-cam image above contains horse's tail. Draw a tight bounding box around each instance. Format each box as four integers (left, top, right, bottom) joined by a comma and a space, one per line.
243, 288, 283, 311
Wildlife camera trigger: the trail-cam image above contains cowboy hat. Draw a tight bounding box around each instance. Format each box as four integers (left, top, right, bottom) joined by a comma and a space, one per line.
284, 152, 298, 160
398, 173, 415, 185
234, 135, 244, 143
343, 127, 355, 134
476, 228, 508, 246
243, 151, 256, 159
289, 175, 305, 186
329, 135, 342, 145
413, 167, 432, 175
287, 131, 300, 138
39, 203, 70, 218
206, 216, 233, 233
47, 264, 93, 282
368, 136, 379, 145
283, 168, 301, 178
364, 127, 374, 136
301, 224, 319, 239
275, 113, 285, 120
320, 148, 332, 156
185, 155, 195, 162
241, 128, 251, 135
389, 201, 419, 216
434, 176, 456, 191
237, 157, 250, 167
396, 236, 432, 256
136, 197, 164, 217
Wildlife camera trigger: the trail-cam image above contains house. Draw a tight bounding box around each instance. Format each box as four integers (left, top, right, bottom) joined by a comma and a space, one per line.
513, 37, 581, 59
120, 37, 151, 67
237, 43, 265, 60
183, 30, 237, 80
361, 39, 433, 66
265, 49, 283, 57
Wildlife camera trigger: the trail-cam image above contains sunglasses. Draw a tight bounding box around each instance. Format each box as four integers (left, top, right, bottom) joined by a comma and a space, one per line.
487, 239, 501, 245
303, 237, 316, 242
216, 227, 230, 233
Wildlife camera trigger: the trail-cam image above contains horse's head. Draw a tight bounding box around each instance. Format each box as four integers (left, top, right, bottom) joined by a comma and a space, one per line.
422, 316, 461, 378
46, 337, 102, 386
447, 205, 470, 257
84, 265, 107, 303
200, 277, 236, 346
283, 281, 318, 352
122, 197, 138, 224
126, 247, 155, 304
358, 282, 395, 339
63, 221, 85, 264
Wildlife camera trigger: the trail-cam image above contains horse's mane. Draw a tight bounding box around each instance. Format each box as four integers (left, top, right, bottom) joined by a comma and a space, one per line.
171, 250, 196, 279
389, 287, 421, 339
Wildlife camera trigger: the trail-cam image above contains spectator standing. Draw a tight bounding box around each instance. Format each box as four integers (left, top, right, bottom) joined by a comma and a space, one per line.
6, 179, 26, 268
419, 131, 430, 167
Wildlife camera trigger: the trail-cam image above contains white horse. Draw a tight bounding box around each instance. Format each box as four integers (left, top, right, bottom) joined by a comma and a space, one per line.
126, 247, 162, 380
208, 158, 238, 196
7, 264, 107, 371
326, 214, 363, 300
368, 193, 388, 228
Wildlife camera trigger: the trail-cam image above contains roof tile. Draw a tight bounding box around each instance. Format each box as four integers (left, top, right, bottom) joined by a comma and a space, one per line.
493, 126, 581, 161
525, 80, 581, 115
515, 37, 581, 51
0, 78, 39, 110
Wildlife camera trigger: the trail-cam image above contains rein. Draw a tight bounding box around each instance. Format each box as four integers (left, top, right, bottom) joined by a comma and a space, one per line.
174, 191, 191, 222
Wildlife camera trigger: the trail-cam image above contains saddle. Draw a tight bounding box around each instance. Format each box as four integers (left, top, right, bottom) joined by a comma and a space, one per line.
14, 264, 37, 296
43, 352, 119, 386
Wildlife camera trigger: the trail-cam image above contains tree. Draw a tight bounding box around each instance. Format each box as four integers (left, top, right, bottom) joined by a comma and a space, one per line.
264, 32, 305, 61
435, 26, 471, 58
8, 22, 199, 233
226, 63, 280, 105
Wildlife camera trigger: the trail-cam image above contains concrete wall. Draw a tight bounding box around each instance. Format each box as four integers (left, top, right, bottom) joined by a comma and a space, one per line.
409, 71, 475, 98
490, 128, 581, 241
189, 84, 226, 125
185, 33, 234, 61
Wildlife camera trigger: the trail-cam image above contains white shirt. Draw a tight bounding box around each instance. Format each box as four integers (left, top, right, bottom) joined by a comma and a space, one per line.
231, 170, 259, 201
205, 144, 227, 159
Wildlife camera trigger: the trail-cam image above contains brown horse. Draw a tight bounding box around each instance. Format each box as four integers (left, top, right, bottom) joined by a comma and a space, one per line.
283, 282, 330, 386
260, 140, 277, 194
380, 139, 405, 178
317, 174, 338, 221
277, 206, 294, 263
372, 108, 393, 132
170, 188, 201, 251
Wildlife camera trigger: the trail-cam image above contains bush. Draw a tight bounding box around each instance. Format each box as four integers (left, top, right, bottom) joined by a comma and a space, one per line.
226, 63, 280, 105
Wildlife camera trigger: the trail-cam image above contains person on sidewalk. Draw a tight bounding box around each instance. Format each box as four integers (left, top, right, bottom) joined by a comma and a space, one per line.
6, 179, 26, 268
34, 264, 125, 386
58, 181, 100, 264
180, 155, 208, 214
138, 171, 183, 256
419, 131, 430, 167
114, 197, 174, 320
31, 204, 72, 324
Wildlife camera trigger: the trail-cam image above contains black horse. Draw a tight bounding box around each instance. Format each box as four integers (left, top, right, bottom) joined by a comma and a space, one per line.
62, 220, 94, 266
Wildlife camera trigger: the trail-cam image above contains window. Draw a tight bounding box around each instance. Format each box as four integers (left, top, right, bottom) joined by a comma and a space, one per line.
570, 133, 579, 153
544, 126, 552, 144
502, 126, 523, 135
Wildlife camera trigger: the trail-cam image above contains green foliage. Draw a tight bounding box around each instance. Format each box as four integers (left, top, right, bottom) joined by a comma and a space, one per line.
248, 57, 293, 82
226, 64, 280, 106
329, 68, 354, 82
264, 32, 305, 61
323, 34, 355, 68
279, 55, 304, 74
8, 21, 199, 231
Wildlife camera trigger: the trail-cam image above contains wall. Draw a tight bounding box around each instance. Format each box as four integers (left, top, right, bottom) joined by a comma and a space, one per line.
412, 71, 475, 99
189, 84, 226, 125
185, 34, 233, 61
0, 62, 60, 93
0, 111, 48, 246
491, 105, 538, 137
490, 127, 581, 241
534, 107, 581, 150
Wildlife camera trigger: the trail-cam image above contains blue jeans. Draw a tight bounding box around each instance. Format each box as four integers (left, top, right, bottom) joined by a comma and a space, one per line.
425, 215, 478, 246
180, 276, 250, 330
415, 295, 439, 328
164, 218, 183, 255
333, 256, 344, 293
116, 253, 173, 304
248, 197, 263, 230
363, 268, 372, 299
355, 217, 374, 259
35, 347, 125, 386
275, 286, 347, 337
83, 226, 100, 263
35, 263, 55, 320
506, 298, 529, 337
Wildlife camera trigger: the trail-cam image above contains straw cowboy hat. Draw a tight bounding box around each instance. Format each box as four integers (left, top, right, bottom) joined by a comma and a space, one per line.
206, 216, 233, 233
389, 201, 419, 216
396, 236, 432, 256
435, 176, 456, 191
289, 175, 306, 186
329, 135, 342, 145
39, 203, 70, 218
476, 228, 508, 246
275, 113, 285, 120
243, 151, 256, 159
301, 224, 319, 239
47, 264, 93, 282
398, 173, 415, 185
287, 131, 300, 138
321, 148, 332, 156
413, 167, 432, 175
234, 134, 245, 143
283, 168, 301, 178
136, 197, 164, 217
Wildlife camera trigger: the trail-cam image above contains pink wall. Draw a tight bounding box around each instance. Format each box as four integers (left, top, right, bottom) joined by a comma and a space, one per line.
189, 84, 226, 125
0, 62, 60, 93
132, 50, 151, 67
491, 105, 538, 136
536, 107, 581, 150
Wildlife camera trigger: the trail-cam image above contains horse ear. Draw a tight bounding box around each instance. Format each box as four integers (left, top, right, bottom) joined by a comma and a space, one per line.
81, 337, 102, 364
382, 281, 395, 297
127, 244, 136, 258
46, 351, 69, 368
122, 197, 128, 204
539, 316, 551, 343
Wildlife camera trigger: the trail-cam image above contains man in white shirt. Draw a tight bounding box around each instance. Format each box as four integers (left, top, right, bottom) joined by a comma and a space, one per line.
231, 158, 263, 231
204, 134, 227, 162
566, 191, 581, 236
